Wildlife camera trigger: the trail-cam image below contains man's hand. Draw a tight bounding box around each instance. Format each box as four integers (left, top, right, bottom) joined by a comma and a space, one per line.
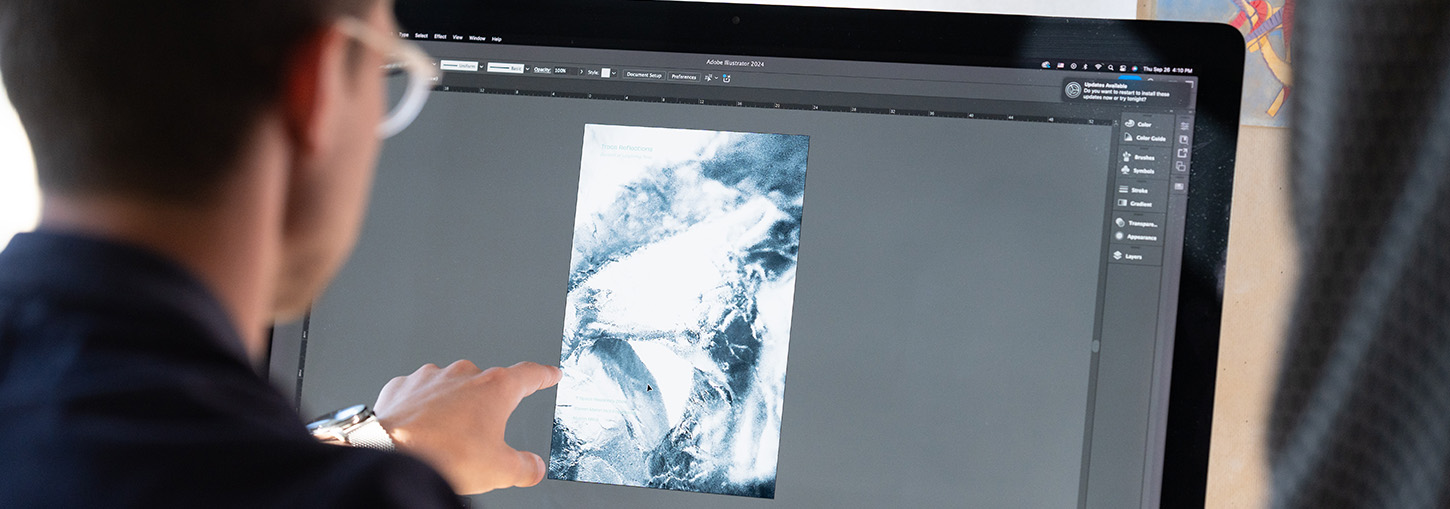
373, 360, 562, 495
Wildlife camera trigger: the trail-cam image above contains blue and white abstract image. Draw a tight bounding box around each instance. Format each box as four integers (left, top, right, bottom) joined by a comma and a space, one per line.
548, 124, 809, 498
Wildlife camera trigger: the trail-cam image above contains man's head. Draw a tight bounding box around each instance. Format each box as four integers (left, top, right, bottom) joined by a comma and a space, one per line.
0, 0, 400, 321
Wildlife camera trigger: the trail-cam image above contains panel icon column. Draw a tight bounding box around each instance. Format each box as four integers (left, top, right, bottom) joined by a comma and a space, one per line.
1110, 113, 1173, 267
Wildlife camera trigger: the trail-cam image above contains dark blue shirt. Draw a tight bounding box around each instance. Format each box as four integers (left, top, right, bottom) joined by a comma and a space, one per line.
0, 231, 459, 507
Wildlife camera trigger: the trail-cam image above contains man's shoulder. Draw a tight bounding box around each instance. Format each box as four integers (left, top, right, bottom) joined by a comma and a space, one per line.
0, 272, 260, 419
0, 233, 458, 507
0, 231, 269, 431
0, 302, 459, 507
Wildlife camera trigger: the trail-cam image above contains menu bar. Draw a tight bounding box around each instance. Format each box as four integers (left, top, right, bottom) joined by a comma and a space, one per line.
400, 31, 1202, 76
409, 42, 1200, 108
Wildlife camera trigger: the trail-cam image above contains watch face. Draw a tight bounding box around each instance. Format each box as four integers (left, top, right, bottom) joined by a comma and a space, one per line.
308, 404, 369, 431
331, 404, 369, 422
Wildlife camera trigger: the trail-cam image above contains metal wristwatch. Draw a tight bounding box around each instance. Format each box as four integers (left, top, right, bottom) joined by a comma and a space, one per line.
307, 404, 395, 451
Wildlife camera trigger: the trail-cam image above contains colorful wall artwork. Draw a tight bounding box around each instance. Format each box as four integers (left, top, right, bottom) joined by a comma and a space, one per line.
1157, 0, 1294, 128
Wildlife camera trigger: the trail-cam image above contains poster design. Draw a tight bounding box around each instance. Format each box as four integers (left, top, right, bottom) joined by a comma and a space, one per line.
1157, 0, 1294, 128
548, 125, 809, 498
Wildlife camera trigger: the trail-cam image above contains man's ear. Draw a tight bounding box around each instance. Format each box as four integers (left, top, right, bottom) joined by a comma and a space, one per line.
280, 25, 350, 161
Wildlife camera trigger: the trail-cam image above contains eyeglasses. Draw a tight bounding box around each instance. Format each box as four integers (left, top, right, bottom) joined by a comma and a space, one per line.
338, 17, 440, 139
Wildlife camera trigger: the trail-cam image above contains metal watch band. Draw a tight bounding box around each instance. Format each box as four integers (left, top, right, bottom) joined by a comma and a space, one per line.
343, 417, 395, 451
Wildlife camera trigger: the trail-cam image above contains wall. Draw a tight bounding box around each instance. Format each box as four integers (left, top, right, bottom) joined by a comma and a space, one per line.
0, 78, 39, 246
1205, 126, 1291, 508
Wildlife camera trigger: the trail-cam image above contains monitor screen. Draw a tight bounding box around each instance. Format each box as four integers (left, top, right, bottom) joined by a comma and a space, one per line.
271, 3, 1243, 507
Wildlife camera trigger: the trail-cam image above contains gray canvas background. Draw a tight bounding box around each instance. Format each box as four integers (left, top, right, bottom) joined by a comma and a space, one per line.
294, 90, 1112, 507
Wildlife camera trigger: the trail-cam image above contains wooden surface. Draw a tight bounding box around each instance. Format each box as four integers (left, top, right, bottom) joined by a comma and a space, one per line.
1203, 126, 1294, 508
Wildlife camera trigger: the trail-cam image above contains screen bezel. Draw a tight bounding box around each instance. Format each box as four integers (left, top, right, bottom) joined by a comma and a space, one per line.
278, 1, 1246, 504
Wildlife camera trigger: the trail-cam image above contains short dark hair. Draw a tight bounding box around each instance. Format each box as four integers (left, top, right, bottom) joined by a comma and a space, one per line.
0, 0, 374, 204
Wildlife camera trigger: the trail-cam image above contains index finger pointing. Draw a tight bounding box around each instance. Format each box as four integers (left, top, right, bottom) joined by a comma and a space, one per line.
505, 361, 563, 395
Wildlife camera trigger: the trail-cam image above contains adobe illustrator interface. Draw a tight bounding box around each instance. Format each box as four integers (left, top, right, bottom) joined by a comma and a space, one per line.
302, 35, 1204, 507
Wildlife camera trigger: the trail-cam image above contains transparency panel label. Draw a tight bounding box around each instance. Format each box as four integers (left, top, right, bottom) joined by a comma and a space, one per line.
549, 124, 810, 499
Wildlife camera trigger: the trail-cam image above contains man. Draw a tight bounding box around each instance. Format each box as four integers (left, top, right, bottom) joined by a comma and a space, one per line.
1269, 0, 1450, 507
0, 0, 559, 506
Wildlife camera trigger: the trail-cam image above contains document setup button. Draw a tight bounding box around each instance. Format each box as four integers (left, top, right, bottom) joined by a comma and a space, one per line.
623, 70, 665, 80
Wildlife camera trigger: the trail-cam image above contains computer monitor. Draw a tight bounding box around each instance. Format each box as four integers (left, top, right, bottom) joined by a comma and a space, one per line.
270, 2, 1244, 507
